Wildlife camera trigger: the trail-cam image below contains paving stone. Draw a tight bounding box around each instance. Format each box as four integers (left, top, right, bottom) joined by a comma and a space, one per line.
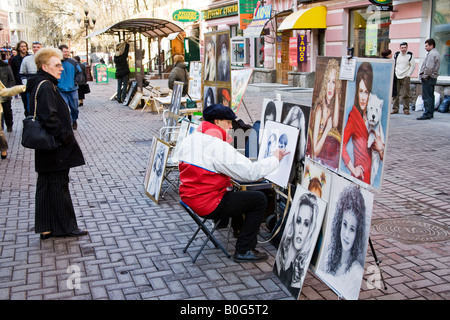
0, 79, 449, 301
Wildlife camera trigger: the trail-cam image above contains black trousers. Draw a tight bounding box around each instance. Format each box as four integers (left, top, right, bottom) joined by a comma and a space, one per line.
205, 191, 267, 253
1, 100, 13, 128
35, 169, 79, 235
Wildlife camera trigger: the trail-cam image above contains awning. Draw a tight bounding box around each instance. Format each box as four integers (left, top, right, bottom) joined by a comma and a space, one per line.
86, 18, 184, 39
278, 6, 327, 31
243, 18, 270, 38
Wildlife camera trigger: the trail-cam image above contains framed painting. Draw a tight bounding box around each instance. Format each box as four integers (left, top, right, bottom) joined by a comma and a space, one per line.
144, 136, 158, 189
168, 81, 183, 127
203, 32, 217, 84
129, 90, 143, 110
216, 31, 231, 84
231, 68, 253, 114
315, 175, 374, 300
339, 58, 394, 191
305, 57, 347, 171
203, 86, 216, 109
145, 139, 171, 204
273, 185, 327, 299
258, 120, 299, 188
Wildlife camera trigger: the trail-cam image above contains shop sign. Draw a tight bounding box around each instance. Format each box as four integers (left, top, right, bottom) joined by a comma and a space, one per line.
368, 0, 393, 11
239, 0, 259, 30
289, 37, 298, 67
172, 9, 200, 22
253, 5, 271, 20
298, 34, 307, 63
202, 5, 238, 20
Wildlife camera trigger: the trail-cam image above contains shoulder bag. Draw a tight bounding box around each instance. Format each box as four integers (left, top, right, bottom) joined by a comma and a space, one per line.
21, 80, 60, 150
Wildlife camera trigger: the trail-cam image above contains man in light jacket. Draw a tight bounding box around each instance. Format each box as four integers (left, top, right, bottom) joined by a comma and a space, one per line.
392, 42, 415, 115
417, 38, 441, 120
176, 104, 289, 263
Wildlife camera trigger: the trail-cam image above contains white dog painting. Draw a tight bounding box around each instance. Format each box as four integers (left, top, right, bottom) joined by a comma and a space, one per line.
366, 93, 385, 185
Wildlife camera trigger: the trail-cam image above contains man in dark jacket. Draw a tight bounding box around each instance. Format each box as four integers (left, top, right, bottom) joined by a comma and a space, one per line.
10, 40, 30, 116
0, 59, 16, 132
168, 54, 189, 96
114, 41, 130, 103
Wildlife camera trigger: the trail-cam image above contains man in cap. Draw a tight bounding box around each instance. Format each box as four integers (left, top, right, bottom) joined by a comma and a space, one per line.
175, 104, 289, 263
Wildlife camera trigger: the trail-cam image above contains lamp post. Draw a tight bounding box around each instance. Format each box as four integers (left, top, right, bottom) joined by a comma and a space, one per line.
77, 2, 96, 81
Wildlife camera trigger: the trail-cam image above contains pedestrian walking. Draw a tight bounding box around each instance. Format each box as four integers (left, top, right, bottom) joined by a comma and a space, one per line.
58, 45, 83, 130
168, 54, 189, 96
26, 47, 87, 240
417, 39, 441, 120
392, 42, 415, 115
0, 59, 16, 132
19, 41, 42, 86
74, 56, 90, 106
10, 40, 30, 116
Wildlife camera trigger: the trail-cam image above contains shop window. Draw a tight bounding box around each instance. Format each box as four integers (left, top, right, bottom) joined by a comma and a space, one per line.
349, 8, 391, 58
431, 0, 450, 77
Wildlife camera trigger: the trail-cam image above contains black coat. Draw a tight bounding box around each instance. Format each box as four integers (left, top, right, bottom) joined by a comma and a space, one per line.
26, 71, 85, 173
168, 62, 189, 95
114, 43, 130, 78
0, 60, 15, 102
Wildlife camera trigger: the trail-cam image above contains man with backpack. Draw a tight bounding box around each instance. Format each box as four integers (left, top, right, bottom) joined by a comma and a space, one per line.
392, 42, 415, 115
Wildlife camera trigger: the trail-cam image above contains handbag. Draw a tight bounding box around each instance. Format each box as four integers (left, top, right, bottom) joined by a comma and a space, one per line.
21, 80, 60, 150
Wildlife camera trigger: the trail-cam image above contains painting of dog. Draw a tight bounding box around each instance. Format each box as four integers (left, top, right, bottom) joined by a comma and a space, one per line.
366, 93, 385, 185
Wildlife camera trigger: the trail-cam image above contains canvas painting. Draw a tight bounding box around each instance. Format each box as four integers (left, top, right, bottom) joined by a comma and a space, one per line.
188, 61, 202, 99
231, 68, 253, 114
258, 120, 299, 188
306, 57, 347, 171
301, 159, 333, 271
216, 31, 231, 83
339, 58, 394, 191
143, 136, 158, 189
315, 175, 374, 300
129, 90, 143, 110
273, 185, 327, 299
203, 86, 216, 109
145, 139, 171, 204
171, 118, 191, 164
281, 102, 311, 165
217, 87, 231, 107
259, 98, 283, 141
168, 81, 183, 127
203, 33, 216, 83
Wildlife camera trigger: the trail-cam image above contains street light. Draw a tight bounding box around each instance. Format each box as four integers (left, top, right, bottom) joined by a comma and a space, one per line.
77, 2, 96, 81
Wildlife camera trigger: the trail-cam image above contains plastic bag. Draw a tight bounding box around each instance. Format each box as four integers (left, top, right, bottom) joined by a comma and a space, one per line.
438, 95, 450, 113
415, 95, 424, 111
434, 92, 441, 110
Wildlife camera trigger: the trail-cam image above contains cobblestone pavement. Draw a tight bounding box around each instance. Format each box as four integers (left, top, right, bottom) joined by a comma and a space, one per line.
0, 79, 449, 301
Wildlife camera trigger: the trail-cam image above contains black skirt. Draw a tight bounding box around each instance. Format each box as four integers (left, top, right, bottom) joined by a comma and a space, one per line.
34, 169, 79, 235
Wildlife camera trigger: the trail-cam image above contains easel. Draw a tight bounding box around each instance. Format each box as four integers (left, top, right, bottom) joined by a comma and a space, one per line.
368, 236, 387, 290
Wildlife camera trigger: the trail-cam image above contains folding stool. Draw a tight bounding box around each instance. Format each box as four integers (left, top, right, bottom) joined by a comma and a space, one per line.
180, 200, 231, 262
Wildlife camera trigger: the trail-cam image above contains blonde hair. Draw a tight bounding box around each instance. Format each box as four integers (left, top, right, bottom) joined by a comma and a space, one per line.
174, 54, 185, 64
34, 48, 63, 70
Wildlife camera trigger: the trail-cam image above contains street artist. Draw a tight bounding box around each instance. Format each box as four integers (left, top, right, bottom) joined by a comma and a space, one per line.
176, 104, 289, 263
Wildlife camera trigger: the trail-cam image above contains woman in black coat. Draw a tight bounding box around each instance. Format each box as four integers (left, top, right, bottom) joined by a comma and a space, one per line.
26, 48, 87, 240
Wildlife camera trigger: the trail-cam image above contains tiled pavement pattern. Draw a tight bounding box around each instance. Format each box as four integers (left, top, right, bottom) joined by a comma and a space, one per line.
0, 79, 449, 300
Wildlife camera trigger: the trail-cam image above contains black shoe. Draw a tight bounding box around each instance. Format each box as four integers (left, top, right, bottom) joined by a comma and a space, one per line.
72, 121, 78, 130
6, 126, 12, 132
1, 151, 6, 159
233, 249, 268, 263
40, 233, 52, 240
59, 228, 88, 237
417, 115, 431, 120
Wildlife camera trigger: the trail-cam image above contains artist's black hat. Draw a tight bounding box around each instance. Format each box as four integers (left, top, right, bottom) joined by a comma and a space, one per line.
203, 104, 237, 121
